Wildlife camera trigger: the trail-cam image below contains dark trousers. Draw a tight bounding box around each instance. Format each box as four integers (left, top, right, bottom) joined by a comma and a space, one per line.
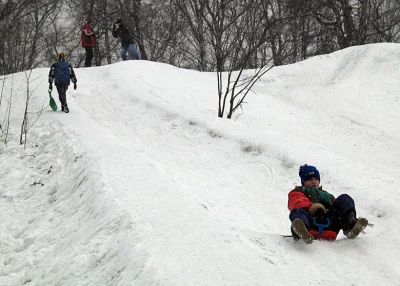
56, 84, 68, 106
85, 47, 94, 67
289, 194, 356, 236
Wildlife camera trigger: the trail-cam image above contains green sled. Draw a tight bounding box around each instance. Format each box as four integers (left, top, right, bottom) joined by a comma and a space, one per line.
48, 90, 57, 111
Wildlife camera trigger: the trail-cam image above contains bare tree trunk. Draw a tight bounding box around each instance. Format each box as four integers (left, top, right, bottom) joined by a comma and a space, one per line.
20, 71, 32, 148
0, 76, 6, 136
19, 70, 45, 148
173, 0, 209, 71
4, 75, 13, 146
133, 0, 147, 60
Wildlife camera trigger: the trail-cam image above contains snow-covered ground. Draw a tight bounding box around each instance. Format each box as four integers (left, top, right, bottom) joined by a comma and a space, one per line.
0, 43, 399, 286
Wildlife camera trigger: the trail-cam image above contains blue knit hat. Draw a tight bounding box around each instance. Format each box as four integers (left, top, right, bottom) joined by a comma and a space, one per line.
299, 164, 320, 185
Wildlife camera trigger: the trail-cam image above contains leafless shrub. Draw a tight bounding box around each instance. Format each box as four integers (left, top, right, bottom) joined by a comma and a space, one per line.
3, 75, 13, 146
19, 70, 46, 149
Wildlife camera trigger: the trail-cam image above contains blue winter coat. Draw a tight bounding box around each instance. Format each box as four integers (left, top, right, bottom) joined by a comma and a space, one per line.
48, 60, 77, 86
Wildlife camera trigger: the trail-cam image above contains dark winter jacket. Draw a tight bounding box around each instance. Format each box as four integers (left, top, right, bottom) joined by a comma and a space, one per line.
82, 23, 95, 47
112, 22, 134, 46
288, 186, 336, 212
48, 60, 77, 86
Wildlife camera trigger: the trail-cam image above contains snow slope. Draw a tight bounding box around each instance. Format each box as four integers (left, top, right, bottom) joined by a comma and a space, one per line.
1, 43, 399, 285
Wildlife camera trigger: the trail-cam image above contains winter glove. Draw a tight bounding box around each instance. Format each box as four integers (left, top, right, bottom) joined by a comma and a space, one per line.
74, 82, 77, 90
309, 203, 326, 216
49, 84, 52, 91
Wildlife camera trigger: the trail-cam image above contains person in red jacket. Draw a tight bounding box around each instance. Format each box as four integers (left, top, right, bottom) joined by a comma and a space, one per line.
288, 164, 368, 244
81, 19, 95, 67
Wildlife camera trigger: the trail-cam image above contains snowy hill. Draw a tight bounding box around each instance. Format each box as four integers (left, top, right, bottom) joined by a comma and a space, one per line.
0, 43, 399, 286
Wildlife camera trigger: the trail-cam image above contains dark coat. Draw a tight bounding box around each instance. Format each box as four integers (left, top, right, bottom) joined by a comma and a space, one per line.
112, 22, 134, 46
48, 60, 77, 86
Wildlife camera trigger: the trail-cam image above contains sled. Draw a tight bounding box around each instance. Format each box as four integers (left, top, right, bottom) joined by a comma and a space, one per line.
48, 90, 57, 111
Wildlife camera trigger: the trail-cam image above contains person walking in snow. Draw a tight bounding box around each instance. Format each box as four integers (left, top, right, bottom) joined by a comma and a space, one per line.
81, 19, 96, 67
288, 164, 368, 244
48, 53, 77, 113
112, 19, 140, 61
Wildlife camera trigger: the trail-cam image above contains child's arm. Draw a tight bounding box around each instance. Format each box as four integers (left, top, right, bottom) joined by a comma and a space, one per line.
288, 190, 312, 212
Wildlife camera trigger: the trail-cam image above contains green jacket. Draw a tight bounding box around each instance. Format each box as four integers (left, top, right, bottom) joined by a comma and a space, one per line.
288, 186, 335, 211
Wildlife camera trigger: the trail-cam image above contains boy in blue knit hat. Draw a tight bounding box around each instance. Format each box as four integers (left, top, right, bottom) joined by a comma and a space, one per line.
288, 164, 368, 244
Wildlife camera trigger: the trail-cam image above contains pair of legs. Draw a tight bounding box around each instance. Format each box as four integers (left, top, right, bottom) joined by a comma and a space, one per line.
85, 47, 94, 67
289, 194, 356, 239
55, 84, 69, 111
121, 44, 140, 60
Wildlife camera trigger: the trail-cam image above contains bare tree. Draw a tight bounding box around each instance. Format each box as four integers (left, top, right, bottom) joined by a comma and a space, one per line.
0, 76, 6, 136
139, 1, 184, 65
20, 70, 45, 149
172, 0, 210, 71
0, 76, 5, 110
311, 0, 396, 49
3, 75, 13, 146
200, 0, 278, 118
370, 0, 400, 42
218, 65, 274, 119
1, 0, 400, 76
0, 0, 63, 74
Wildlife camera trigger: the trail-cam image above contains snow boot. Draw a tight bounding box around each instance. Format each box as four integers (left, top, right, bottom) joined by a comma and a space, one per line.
292, 219, 314, 244
344, 217, 368, 239
63, 103, 69, 113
